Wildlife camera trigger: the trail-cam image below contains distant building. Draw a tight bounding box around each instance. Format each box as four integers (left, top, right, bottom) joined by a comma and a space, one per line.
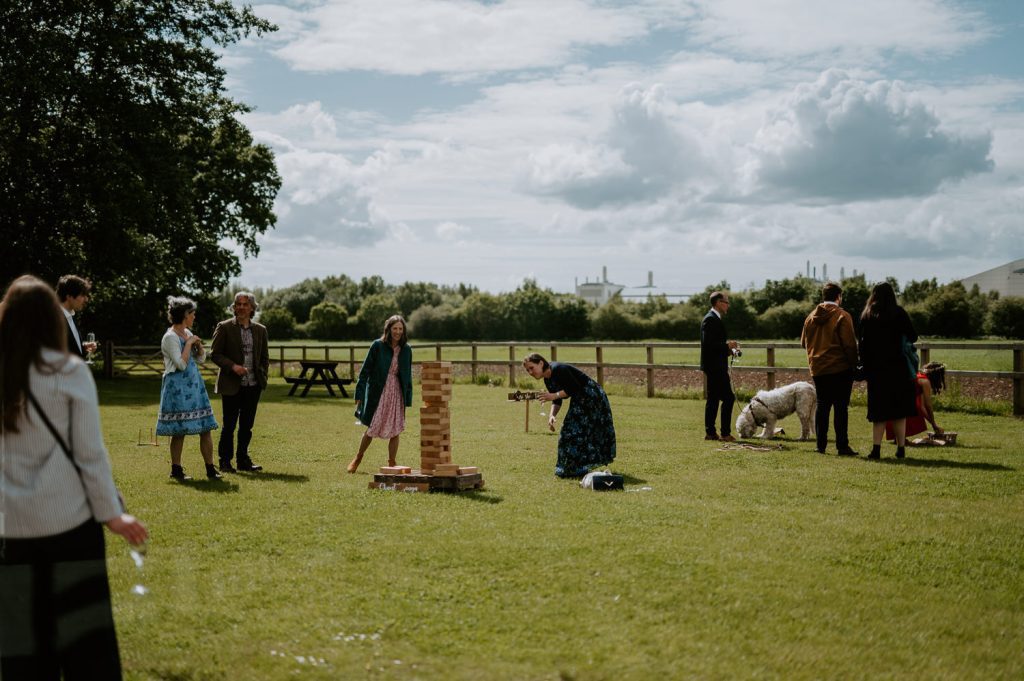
958, 259, 1024, 298
575, 266, 624, 306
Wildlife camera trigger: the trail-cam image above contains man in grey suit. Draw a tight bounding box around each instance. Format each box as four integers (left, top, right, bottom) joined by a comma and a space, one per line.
211, 292, 269, 472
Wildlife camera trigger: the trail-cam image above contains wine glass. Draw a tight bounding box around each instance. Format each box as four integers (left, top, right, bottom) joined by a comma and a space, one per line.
85, 332, 97, 364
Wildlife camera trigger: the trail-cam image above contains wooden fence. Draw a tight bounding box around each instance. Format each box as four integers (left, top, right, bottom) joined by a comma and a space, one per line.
101, 340, 1024, 416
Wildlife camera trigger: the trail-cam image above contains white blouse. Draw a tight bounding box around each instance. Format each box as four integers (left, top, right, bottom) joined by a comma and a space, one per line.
160, 327, 206, 375
0, 349, 122, 538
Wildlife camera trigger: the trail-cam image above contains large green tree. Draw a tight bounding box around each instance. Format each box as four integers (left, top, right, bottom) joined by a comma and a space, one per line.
0, 0, 280, 341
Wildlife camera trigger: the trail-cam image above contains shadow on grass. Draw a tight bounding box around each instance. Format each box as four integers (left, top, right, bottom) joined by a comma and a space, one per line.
170, 479, 240, 493
619, 473, 649, 485
438, 490, 503, 504
872, 458, 1014, 471
228, 471, 310, 483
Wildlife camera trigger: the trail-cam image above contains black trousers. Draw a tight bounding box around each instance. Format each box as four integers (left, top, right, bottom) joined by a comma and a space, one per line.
812, 369, 854, 451
218, 385, 262, 464
704, 370, 735, 436
0, 521, 122, 680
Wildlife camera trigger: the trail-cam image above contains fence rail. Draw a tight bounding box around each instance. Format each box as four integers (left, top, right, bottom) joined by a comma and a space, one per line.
101, 340, 1024, 416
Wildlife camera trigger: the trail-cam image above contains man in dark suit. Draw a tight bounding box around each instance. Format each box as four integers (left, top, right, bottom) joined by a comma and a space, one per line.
700, 290, 739, 442
211, 292, 269, 472
56, 274, 97, 358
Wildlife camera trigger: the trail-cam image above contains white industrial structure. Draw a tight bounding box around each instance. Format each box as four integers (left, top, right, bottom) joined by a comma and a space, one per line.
575, 266, 625, 305
958, 259, 1024, 298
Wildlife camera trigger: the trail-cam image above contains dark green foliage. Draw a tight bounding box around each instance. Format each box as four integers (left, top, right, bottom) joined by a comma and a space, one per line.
263, 279, 327, 323
356, 292, 401, 336
259, 307, 297, 340
760, 299, 814, 339
306, 301, 348, 340
394, 281, 444, 318
0, 0, 281, 341
986, 296, 1024, 338
748, 276, 817, 314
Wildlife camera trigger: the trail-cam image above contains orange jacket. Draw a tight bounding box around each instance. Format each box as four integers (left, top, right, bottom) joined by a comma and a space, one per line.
801, 303, 858, 376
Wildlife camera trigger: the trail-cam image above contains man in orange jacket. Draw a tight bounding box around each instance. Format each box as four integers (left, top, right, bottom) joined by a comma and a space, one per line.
801, 282, 859, 456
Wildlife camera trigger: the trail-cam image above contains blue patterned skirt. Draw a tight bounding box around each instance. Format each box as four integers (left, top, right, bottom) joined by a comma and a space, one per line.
556, 379, 616, 478
156, 361, 219, 436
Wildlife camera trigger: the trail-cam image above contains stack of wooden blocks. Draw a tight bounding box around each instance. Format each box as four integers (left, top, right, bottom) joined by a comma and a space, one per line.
419, 361, 452, 473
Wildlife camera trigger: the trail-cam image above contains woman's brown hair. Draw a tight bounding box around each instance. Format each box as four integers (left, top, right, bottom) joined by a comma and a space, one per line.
380, 314, 408, 346
522, 353, 550, 371
1, 275, 68, 431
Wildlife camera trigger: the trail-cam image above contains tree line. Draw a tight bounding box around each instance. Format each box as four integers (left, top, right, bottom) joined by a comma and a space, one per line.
219, 273, 1024, 342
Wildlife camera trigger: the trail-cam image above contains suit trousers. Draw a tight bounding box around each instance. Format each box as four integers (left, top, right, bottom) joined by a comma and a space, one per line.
704, 370, 735, 436
218, 385, 262, 464
812, 369, 854, 451
0, 521, 122, 681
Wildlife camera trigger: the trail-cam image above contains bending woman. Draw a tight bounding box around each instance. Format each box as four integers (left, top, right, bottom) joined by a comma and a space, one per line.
522, 353, 616, 478
886, 361, 946, 441
1, 275, 148, 678
348, 315, 412, 473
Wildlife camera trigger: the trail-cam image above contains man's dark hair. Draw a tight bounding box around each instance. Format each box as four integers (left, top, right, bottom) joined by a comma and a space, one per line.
709, 290, 728, 306
55, 274, 91, 302
822, 282, 842, 302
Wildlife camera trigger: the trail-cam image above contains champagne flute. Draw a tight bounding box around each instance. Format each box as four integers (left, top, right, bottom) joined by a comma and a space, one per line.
85, 332, 97, 364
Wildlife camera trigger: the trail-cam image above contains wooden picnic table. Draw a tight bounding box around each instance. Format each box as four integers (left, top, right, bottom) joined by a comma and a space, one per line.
285, 359, 352, 398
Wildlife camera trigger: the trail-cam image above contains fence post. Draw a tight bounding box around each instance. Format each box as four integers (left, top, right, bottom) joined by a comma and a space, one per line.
1014, 346, 1023, 417
302, 345, 307, 361
508, 344, 516, 388
920, 345, 930, 366
349, 346, 356, 379
766, 344, 776, 390
325, 346, 331, 361
646, 344, 655, 398
436, 344, 442, 361
550, 343, 557, 362
471, 344, 478, 383
103, 340, 114, 379
279, 346, 285, 377
596, 345, 604, 386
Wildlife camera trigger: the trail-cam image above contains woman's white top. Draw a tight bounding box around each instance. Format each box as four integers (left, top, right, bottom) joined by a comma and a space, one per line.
0, 349, 122, 538
161, 327, 206, 375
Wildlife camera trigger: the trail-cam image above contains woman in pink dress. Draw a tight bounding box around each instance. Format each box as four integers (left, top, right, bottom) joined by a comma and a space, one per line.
347, 315, 413, 473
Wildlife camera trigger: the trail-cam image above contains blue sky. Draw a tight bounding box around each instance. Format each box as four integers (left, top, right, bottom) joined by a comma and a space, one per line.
223, 0, 1024, 295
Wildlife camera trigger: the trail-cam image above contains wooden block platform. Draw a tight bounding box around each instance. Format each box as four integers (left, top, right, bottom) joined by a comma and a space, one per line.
370, 471, 484, 492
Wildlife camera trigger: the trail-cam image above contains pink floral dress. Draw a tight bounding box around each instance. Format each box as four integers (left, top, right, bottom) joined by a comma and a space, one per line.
366, 344, 405, 439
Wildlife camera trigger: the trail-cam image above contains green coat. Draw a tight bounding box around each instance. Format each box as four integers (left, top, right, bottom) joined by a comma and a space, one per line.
355, 340, 413, 426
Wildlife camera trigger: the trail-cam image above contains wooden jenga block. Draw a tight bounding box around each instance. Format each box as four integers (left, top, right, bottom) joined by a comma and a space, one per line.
432, 468, 458, 477
435, 463, 459, 470
421, 393, 451, 403
379, 466, 412, 475
457, 466, 478, 475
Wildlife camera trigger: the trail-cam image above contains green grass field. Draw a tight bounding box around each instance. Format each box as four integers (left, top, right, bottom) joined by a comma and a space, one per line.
101, 378, 1023, 680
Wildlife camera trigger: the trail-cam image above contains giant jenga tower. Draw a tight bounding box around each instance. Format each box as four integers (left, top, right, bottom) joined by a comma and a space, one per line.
419, 361, 452, 473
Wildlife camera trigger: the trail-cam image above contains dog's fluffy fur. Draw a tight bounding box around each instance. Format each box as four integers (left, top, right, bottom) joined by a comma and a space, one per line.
736, 381, 817, 440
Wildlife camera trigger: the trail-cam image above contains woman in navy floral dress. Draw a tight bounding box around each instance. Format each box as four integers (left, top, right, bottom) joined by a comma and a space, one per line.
156, 296, 221, 480
523, 353, 616, 478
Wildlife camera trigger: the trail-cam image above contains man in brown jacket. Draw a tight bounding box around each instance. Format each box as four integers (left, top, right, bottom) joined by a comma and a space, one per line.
211, 292, 269, 472
801, 282, 859, 456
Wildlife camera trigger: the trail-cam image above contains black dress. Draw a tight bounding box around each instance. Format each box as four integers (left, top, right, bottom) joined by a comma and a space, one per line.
544, 362, 616, 478
858, 307, 918, 422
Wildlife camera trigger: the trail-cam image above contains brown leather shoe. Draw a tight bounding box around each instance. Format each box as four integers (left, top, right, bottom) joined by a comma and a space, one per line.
720, 435, 736, 443
704, 433, 719, 441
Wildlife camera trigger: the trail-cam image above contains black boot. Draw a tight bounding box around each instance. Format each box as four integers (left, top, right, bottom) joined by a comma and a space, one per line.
895, 446, 906, 459
206, 463, 223, 479
170, 464, 191, 481
867, 445, 881, 460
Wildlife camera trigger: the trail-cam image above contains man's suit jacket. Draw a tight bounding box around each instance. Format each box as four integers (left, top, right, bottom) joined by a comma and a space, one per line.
210, 318, 269, 395
700, 310, 730, 374
65, 317, 85, 357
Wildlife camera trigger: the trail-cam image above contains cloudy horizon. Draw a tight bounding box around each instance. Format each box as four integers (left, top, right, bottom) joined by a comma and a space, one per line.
222, 0, 1024, 295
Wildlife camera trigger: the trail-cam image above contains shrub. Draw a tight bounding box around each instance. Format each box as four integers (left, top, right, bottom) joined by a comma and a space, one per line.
987, 296, 1024, 338
760, 300, 814, 340
307, 302, 349, 340
259, 307, 297, 339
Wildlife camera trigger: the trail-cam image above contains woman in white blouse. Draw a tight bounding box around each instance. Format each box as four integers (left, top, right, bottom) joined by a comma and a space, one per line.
156, 296, 221, 480
0, 275, 148, 678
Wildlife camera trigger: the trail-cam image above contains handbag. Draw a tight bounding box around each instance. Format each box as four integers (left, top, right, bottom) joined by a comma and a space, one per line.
901, 335, 920, 380
27, 389, 127, 514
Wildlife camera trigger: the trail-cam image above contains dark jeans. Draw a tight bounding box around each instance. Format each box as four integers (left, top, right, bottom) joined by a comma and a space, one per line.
0, 521, 122, 680
704, 370, 735, 436
218, 385, 262, 464
812, 369, 854, 451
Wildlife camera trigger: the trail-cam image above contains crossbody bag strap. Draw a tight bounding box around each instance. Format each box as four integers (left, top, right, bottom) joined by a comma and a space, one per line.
26, 389, 78, 473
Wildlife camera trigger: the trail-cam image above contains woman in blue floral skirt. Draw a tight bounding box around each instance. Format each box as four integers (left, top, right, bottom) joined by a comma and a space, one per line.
523, 353, 616, 478
156, 296, 221, 480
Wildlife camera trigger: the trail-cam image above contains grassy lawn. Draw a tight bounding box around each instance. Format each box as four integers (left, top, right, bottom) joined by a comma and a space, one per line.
100, 378, 1023, 680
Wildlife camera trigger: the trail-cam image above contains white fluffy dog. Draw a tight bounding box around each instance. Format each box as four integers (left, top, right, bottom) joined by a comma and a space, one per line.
736, 382, 817, 440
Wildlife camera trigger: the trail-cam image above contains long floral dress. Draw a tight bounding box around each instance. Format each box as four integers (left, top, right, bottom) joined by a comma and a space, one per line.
366, 344, 405, 439
544, 362, 616, 478
156, 335, 219, 436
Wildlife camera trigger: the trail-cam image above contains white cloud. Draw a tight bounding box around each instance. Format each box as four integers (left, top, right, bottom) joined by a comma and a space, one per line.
685, 0, 992, 61
750, 69, 994, 201
436, 221, 472, 241
268, 0, 652, 76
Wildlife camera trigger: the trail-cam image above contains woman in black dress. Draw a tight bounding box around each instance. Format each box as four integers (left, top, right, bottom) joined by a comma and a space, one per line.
858, 282, 918, 459
522, 353, 616, 477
